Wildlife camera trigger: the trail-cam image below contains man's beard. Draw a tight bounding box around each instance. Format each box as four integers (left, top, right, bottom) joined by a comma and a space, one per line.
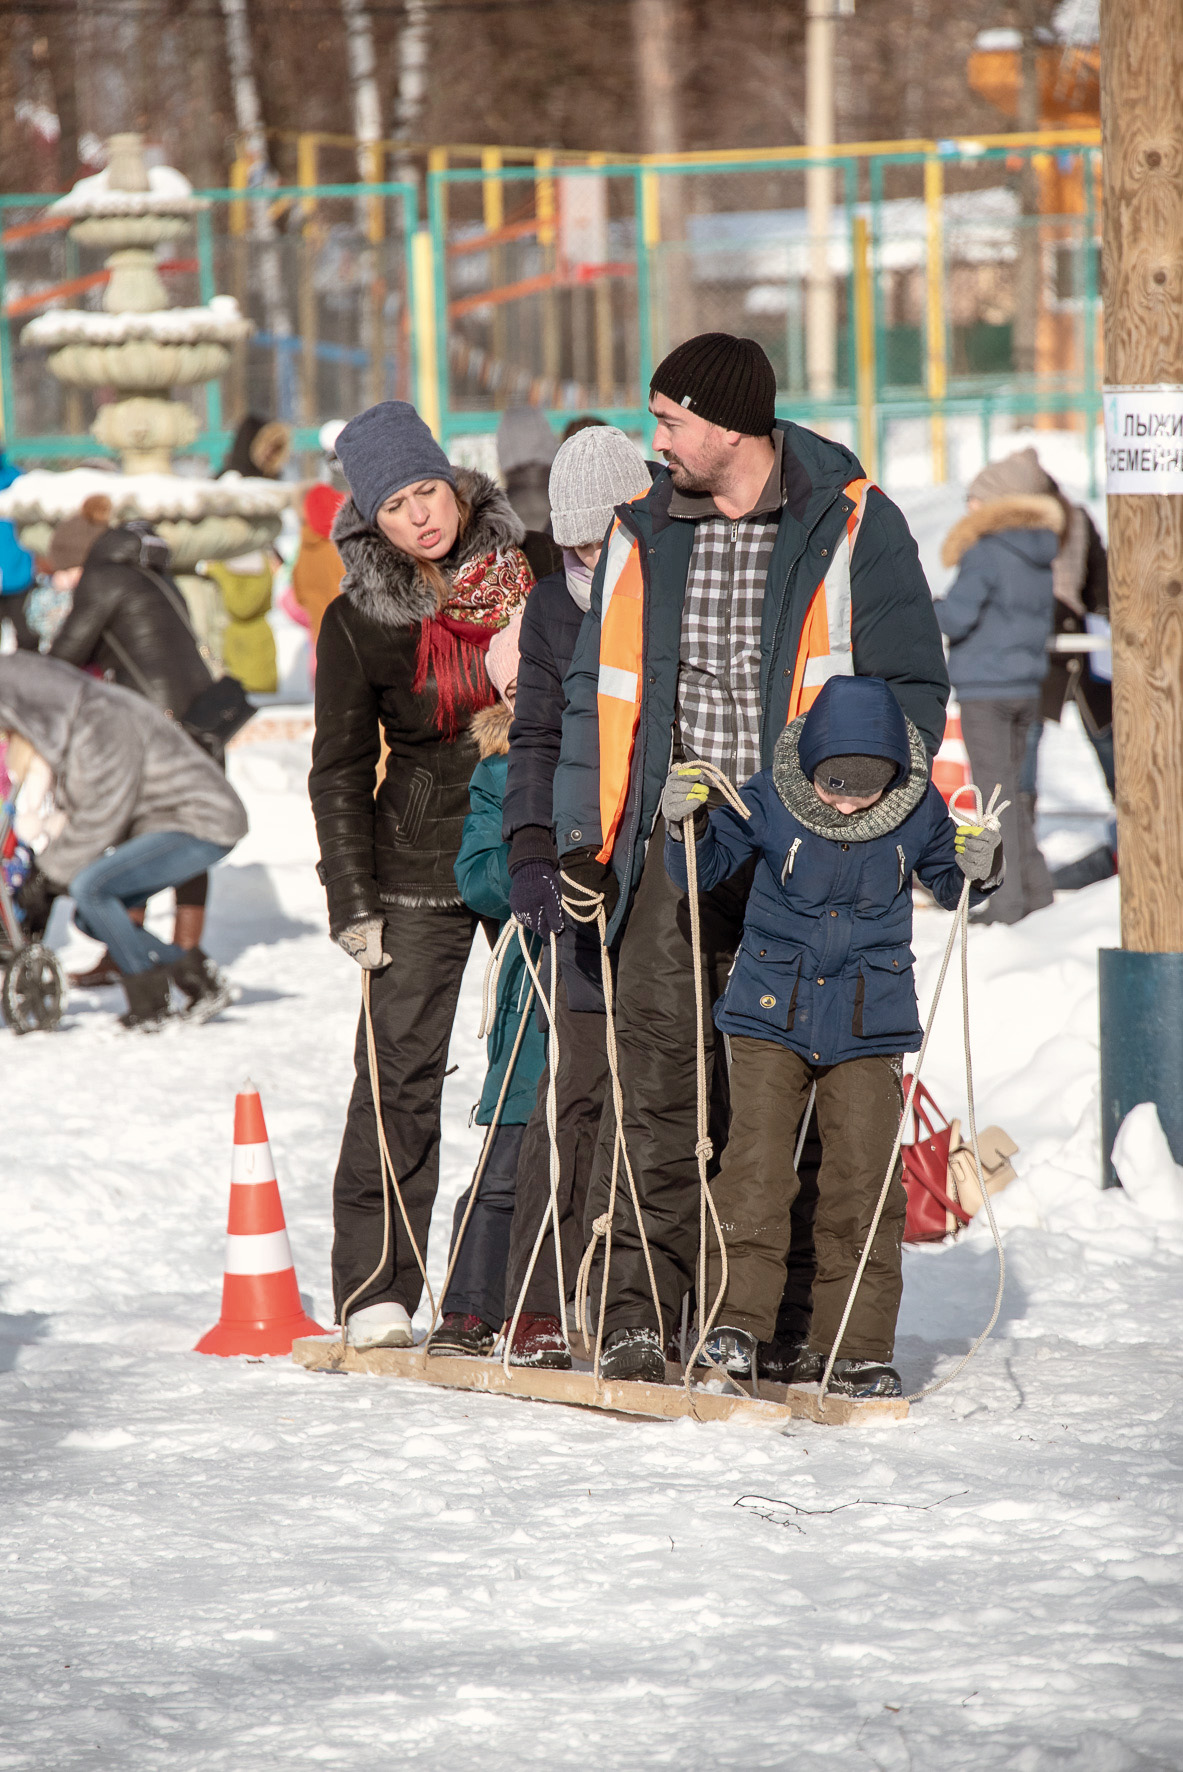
663, 451, 719, 494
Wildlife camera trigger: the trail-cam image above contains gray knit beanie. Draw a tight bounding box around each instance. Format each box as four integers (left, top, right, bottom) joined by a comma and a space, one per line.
548, 425, 651, 547
496, 406, 558, 477
967, 447, 1053, 503
334, 400, 456, 527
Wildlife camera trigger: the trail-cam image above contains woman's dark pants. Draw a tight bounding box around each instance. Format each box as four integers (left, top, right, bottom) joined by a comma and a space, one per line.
330, 903, 476, 1321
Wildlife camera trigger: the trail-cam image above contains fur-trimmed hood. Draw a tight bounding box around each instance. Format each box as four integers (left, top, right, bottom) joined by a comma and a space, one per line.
941, 493, 1065, 569
469, 700, 513, 759
330, 467, 524, 629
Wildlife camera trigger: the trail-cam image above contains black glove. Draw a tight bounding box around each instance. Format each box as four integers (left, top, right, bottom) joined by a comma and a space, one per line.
15, 866, 61, 940
508, 860, 565, 937
559, 849, 620, 921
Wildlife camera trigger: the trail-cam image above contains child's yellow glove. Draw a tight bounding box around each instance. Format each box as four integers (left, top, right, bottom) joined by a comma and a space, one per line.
661, 763, 710, 826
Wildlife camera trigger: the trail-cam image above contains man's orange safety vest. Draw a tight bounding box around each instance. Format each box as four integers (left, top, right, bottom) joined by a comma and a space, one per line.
594, 478, 876, 863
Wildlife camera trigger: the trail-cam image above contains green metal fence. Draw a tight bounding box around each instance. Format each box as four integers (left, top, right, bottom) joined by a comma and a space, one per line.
0, 133, 1102, 491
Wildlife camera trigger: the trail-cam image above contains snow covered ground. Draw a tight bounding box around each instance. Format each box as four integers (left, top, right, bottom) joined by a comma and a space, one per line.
5, 472, 1183, 1769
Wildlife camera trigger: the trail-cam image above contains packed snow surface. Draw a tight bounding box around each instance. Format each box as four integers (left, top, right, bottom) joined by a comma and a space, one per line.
4, 478, 1180, 1768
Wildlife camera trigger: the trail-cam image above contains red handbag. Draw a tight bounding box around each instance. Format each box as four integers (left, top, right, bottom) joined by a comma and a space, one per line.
900, 1075, 973, 1243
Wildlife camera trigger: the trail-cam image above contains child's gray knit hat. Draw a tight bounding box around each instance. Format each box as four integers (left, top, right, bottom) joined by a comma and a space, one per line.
548, 425, 651, 548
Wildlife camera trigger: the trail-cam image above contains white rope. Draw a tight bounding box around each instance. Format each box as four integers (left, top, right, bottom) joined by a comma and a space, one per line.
501, 928, 570, 1372
561, 874, 667, 1385
818, 784, 1009, 1407
338, 967, 436, 1352
673, 762, 755, 1407
425, 980, 537, 1341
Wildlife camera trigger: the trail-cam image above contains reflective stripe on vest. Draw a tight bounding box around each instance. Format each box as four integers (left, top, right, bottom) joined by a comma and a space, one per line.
785, 478, 875, 720
596, 519, 646, 862
592, 478, 876, 861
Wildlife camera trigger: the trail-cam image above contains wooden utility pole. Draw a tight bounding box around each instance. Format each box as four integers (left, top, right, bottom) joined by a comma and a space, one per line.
1097, 0, 1183, 1178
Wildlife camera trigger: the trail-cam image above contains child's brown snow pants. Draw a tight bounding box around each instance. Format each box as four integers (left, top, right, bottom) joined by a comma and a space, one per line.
706, 1038, 906, 1360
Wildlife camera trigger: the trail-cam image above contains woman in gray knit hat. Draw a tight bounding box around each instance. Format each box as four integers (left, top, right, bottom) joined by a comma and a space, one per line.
494, 425, 653, 1370
308, 400, 536, 1352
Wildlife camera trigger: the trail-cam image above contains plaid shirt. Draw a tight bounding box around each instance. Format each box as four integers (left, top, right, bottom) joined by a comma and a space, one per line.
672, 435, 785, 789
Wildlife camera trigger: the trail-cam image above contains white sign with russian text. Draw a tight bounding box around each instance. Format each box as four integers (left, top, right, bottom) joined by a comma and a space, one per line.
1103, 385, 1183, 494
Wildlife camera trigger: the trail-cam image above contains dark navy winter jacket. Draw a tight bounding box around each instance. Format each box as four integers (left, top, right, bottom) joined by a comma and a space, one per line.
666, 777, 971, 1063
554, 422, 950, 945
502, 568, 586, 860
936, 520, 1058, 703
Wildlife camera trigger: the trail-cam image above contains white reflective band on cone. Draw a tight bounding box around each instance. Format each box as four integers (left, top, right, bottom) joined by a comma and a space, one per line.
231, 1142, 277, 1185
223, 1230, 293, 1275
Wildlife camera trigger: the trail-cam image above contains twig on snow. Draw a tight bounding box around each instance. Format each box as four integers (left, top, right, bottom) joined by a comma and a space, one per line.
734, 1491, 968, 1532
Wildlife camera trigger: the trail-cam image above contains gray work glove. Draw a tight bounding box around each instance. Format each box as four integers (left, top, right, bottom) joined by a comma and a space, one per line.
337, 914, 392, 969
661, 763, 710, 831
955, 823, 1004, 885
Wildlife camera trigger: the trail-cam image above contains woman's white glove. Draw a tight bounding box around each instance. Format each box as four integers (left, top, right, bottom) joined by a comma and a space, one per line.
337, 915, 392, 969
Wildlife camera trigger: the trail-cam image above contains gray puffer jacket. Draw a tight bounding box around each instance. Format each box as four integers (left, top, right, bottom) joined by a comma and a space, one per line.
936, 493, 1065, 702
0, 652, 247, 886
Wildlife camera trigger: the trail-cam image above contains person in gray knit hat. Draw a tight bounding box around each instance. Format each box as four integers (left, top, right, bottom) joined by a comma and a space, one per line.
547, 332, 949, 1387
495, 424, 653, 1371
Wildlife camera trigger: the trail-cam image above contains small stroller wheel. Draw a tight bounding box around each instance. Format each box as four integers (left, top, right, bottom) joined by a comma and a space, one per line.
1, 944, 67, 1034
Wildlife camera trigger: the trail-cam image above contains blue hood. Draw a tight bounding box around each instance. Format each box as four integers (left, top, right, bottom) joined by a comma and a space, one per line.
798, 675, 911, 786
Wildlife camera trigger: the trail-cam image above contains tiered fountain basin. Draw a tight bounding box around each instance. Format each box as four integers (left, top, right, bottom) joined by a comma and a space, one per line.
0, 467, 289, 572
0, 140, 291, 566
22, 297, 252, 391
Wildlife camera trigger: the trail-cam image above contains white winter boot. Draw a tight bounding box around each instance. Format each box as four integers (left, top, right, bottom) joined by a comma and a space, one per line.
345, 1301, 413, 1349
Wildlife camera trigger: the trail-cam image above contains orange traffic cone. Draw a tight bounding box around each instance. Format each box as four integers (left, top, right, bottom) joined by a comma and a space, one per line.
196, 1080, 325, 1356
932, 702, 973, 806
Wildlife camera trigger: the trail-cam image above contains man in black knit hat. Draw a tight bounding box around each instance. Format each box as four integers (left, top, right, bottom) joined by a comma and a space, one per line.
539, 332, 949, 1383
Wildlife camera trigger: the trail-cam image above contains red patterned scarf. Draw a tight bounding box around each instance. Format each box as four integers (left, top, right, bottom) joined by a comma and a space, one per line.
413, 544, 534, 739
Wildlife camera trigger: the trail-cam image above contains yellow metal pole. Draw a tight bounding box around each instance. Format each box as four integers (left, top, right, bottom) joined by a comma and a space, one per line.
483, 147, 507, 405
297, 133, 318, 219
535, 151, 559, 392
640, 160, 662, 248
412, 228, 441, 438
229, 150, 250, 237
852, 216, 876, 479
481, 146, 504, 233
924, 155, 948, 485
535, 148, 556, 246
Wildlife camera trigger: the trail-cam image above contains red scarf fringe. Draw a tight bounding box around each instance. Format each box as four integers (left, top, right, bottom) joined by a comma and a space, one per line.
413, 614, 499, 741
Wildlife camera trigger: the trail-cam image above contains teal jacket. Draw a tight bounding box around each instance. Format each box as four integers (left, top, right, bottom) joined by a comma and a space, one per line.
552, 422, 949, 944
453, 705, 547, 1124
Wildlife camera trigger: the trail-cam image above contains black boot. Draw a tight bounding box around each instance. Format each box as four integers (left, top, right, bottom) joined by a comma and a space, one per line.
428, 1313, 496, 1358
118, 965, 173, 1031
167, 947, 232, 1023
758, 1338, 825, 1386
599, 1326, 666, 1385
827, 1358, 903, 1399
694, 1326, 756, 1380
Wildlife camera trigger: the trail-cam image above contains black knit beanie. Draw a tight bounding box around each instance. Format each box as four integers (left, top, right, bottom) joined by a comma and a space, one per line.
650, 333, 777, 437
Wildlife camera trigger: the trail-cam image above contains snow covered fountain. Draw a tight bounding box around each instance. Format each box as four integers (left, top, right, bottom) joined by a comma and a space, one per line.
0, 133, 290, 578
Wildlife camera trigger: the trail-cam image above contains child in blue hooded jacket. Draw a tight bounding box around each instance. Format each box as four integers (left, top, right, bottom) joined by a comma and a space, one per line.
662, 675, 1002, 1397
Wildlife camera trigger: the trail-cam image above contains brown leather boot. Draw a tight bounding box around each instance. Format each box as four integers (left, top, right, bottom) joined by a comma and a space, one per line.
172, 903, 205, 950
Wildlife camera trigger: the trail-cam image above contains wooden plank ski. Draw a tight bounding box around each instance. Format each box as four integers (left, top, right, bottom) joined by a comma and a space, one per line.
291, 1337, 909, 1426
